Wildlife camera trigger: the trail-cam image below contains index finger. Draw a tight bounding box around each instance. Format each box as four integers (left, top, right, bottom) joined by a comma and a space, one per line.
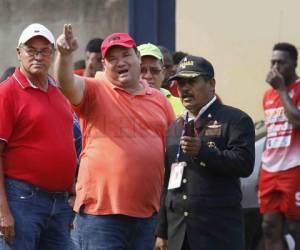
63, 24, 73, 41
265, 70, 273, 82
271, 66, 285, 79
181, 136, 197, 141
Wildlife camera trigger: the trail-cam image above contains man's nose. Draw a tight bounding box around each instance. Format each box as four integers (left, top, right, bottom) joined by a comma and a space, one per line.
33, 52, 44, 60
87, 57, 98, 64
115, 58, 126, 66
142, 69, 153, 79
87, 58, 93, 64
180, 82, 190, 90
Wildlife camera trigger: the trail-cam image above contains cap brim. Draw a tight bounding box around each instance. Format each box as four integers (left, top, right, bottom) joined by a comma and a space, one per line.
109, 42, 134, 49
19, 34, 55, 46
169, 71, 201, 81
140, 52, 162, 60
103, 42, 135, 58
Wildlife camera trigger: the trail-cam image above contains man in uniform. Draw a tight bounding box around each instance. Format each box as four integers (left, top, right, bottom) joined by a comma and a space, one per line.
155, 55, 255, 250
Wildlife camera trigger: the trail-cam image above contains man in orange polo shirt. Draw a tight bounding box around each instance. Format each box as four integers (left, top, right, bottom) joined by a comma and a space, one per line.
54, 24, 175, 250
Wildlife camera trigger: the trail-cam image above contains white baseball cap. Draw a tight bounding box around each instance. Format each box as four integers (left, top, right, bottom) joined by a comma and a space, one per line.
18, 23, 55, 47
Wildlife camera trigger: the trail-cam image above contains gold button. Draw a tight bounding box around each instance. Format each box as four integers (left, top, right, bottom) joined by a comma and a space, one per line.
182, 178, 187, 183
183, 195, 187, 200
184, 211, 189, 217
200, 161, 206, 167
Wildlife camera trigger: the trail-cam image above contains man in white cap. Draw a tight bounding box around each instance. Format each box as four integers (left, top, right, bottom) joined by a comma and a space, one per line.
0, 23, 77, 249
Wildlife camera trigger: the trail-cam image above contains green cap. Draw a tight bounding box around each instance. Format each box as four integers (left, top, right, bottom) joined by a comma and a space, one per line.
137, 43, 163, 61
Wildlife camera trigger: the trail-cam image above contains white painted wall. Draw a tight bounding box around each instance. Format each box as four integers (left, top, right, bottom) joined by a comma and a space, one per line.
176, 0, 300, 121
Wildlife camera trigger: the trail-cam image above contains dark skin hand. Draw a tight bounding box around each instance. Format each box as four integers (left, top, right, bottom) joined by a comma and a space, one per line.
154, 237, 167, 250
266, 67, 300, 129
180, 136, 201, 156
266, 67, 286, 91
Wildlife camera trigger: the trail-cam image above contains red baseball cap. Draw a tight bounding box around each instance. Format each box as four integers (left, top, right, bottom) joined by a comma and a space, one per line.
101, 32, 136, 58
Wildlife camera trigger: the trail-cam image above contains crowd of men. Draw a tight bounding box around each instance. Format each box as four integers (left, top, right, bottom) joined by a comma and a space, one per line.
0, 23, 299, 250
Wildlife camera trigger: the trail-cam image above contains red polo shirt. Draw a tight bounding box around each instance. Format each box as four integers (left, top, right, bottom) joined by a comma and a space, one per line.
0, 68, 76, 192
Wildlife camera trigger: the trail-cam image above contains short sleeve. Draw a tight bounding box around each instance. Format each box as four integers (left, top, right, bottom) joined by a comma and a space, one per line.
0, 89, 16, 142
72, 78, 103, 119
164, 97, 176, 127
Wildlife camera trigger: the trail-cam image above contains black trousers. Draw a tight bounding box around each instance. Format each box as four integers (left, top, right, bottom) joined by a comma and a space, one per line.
182, 234, 191, 250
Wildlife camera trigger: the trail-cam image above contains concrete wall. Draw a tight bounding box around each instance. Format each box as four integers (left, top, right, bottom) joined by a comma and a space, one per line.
0, 0, 128, 74
176, 0, 300, 122
3, 0, 297, 123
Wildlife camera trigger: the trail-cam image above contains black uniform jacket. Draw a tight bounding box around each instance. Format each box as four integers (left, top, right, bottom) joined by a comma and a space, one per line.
155, 99, 255, 250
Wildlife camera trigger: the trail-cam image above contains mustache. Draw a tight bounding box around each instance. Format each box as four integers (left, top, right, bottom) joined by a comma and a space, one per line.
181, 92, 194, 98
31, 62, 44, 65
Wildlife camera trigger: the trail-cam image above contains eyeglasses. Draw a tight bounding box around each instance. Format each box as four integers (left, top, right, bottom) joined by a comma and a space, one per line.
140, 67, 162, 75
20, 45, 54, 57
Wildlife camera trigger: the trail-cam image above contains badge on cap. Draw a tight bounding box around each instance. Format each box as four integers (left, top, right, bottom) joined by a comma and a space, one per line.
180, 60, 194, 69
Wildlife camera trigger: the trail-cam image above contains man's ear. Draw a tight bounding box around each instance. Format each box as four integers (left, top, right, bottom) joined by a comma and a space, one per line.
16, 47, 21, 61
136, 50, 141, 64
209, 78, 216, 90
161, 61, 166, 78
161, 67, 166, 78
101, 58, 106, 70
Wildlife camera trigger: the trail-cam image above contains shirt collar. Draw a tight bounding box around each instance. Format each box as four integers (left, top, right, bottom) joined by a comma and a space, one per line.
182, 95, 217, 120
13, 67, 56, 90
160, 88, 171, 97
101, 74, 153, 95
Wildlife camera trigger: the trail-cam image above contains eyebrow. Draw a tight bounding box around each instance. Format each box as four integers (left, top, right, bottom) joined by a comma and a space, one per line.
23, 45, 53, 49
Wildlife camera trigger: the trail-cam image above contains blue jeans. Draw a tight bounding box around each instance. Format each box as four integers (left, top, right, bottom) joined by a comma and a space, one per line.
0, 177, 73, 250
70, 210, 157, 250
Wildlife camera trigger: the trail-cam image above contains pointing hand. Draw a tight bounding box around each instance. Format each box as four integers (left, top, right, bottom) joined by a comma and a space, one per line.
56, 24, 79, 55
